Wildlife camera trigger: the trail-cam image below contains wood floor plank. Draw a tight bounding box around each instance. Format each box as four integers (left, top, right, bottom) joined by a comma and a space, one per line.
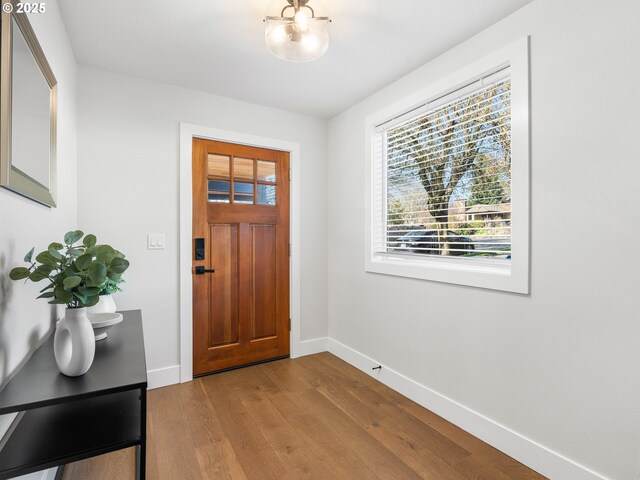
273, 389, 386, 479
62, 447, 134, 480
313, 352, 544, 480
151, 384, 206, 480
178, 380, 247, 479
200, 370, 294, 480
245, 364, 385, 479
178, 380, 226, 447
62, 353, 547, 480
294, 355, 474, 479
195, 441, 248, 480
261, 368, 386, 479
243, 390, 342, 478
217, 364, 337, 478
306, 386, 427, 480
259, 356, 318, 393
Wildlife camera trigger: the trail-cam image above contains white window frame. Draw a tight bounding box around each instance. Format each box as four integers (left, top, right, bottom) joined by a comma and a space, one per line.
364, 37, 530, 294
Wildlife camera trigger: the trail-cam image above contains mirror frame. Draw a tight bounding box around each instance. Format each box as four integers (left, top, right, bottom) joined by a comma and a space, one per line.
0, 2, 58, 207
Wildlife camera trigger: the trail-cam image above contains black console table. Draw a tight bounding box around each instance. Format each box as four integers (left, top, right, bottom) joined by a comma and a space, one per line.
0, 310, 147, 480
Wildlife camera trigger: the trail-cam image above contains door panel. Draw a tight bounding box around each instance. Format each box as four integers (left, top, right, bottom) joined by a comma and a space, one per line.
208, 224, 239, 348
193, 138, 290, 375
251, 224, 277, 340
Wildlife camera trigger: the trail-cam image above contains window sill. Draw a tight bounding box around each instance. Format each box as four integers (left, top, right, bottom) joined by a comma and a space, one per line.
365, 252, 528, 294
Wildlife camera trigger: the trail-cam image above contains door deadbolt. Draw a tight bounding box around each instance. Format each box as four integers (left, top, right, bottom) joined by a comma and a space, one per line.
195, 238, 205, 260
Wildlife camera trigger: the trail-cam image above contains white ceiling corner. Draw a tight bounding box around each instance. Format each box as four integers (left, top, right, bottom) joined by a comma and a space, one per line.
57, 0, 533, 119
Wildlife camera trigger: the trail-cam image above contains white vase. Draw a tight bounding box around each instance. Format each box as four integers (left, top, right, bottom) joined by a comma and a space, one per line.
54, 307, 96, 377
87, 295, 117, 314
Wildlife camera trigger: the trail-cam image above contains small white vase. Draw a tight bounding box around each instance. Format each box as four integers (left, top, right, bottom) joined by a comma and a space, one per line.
54, 307, 96, 377
87, 294, 117, 314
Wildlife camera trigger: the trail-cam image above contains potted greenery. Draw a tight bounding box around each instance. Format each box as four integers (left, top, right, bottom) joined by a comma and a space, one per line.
88, 277, 125, 315
9, 230, 129, 376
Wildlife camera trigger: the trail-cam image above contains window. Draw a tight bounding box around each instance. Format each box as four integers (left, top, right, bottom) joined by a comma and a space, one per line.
385, 72, 511, 258
207, 154, 278, 205
365, 38, 529, 293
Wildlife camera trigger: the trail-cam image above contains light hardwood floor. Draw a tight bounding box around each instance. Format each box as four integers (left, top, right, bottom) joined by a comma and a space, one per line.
62, 352, 546, 479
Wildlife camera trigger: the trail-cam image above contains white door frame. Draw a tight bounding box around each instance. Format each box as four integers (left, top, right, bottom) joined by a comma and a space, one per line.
179, 122, 302, 383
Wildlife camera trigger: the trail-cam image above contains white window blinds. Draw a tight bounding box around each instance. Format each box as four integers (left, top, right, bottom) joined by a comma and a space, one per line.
380, 71, 512, 259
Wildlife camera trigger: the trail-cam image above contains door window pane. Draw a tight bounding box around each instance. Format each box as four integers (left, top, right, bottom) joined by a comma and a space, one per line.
257, 184, 276, 205
234, 182, 254, 204
208, 180, 230, 203
208, 154, 230, 178
233, 157, 254, 180
257, 161, 276, 182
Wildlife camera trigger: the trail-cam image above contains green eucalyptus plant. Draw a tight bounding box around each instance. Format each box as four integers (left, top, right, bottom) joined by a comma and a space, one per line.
99, 277, 125, 296
9, 230, 130, 308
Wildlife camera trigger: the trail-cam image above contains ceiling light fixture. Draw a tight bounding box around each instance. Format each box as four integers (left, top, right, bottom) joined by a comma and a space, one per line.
264, 0, 331, 62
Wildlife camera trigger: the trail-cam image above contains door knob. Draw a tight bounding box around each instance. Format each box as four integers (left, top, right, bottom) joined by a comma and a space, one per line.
194, 266, 215, 275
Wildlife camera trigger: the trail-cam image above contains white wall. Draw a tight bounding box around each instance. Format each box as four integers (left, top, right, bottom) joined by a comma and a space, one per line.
0, 2, 77, 478
327, 0, 640, 479
3, 1, 636, 478
76, 67, 328, 377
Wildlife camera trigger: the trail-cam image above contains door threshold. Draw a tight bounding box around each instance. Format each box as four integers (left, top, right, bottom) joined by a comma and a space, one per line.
193, 355, 290, 378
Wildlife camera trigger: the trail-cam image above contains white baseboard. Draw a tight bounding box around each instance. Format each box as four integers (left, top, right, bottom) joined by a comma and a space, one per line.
295, 337, 328, 357
147, 365, 181, 390
326, 338, 609, 480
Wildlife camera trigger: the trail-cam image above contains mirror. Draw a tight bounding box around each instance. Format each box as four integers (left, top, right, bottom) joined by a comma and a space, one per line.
1, 4, 57, 207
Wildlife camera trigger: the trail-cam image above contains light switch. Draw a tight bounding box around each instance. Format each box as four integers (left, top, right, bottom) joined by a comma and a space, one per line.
147, 234, 166, 250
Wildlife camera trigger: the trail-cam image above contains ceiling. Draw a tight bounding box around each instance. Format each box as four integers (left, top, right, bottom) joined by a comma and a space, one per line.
57, 0, 533, 119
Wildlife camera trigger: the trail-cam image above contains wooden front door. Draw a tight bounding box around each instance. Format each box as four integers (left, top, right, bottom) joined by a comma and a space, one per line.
192, 138, 290, 375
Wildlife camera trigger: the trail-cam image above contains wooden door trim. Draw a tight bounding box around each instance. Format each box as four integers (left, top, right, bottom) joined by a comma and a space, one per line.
178, 123, 302, 384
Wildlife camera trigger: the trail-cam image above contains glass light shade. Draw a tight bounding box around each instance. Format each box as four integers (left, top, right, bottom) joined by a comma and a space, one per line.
265, 16, 330, 62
